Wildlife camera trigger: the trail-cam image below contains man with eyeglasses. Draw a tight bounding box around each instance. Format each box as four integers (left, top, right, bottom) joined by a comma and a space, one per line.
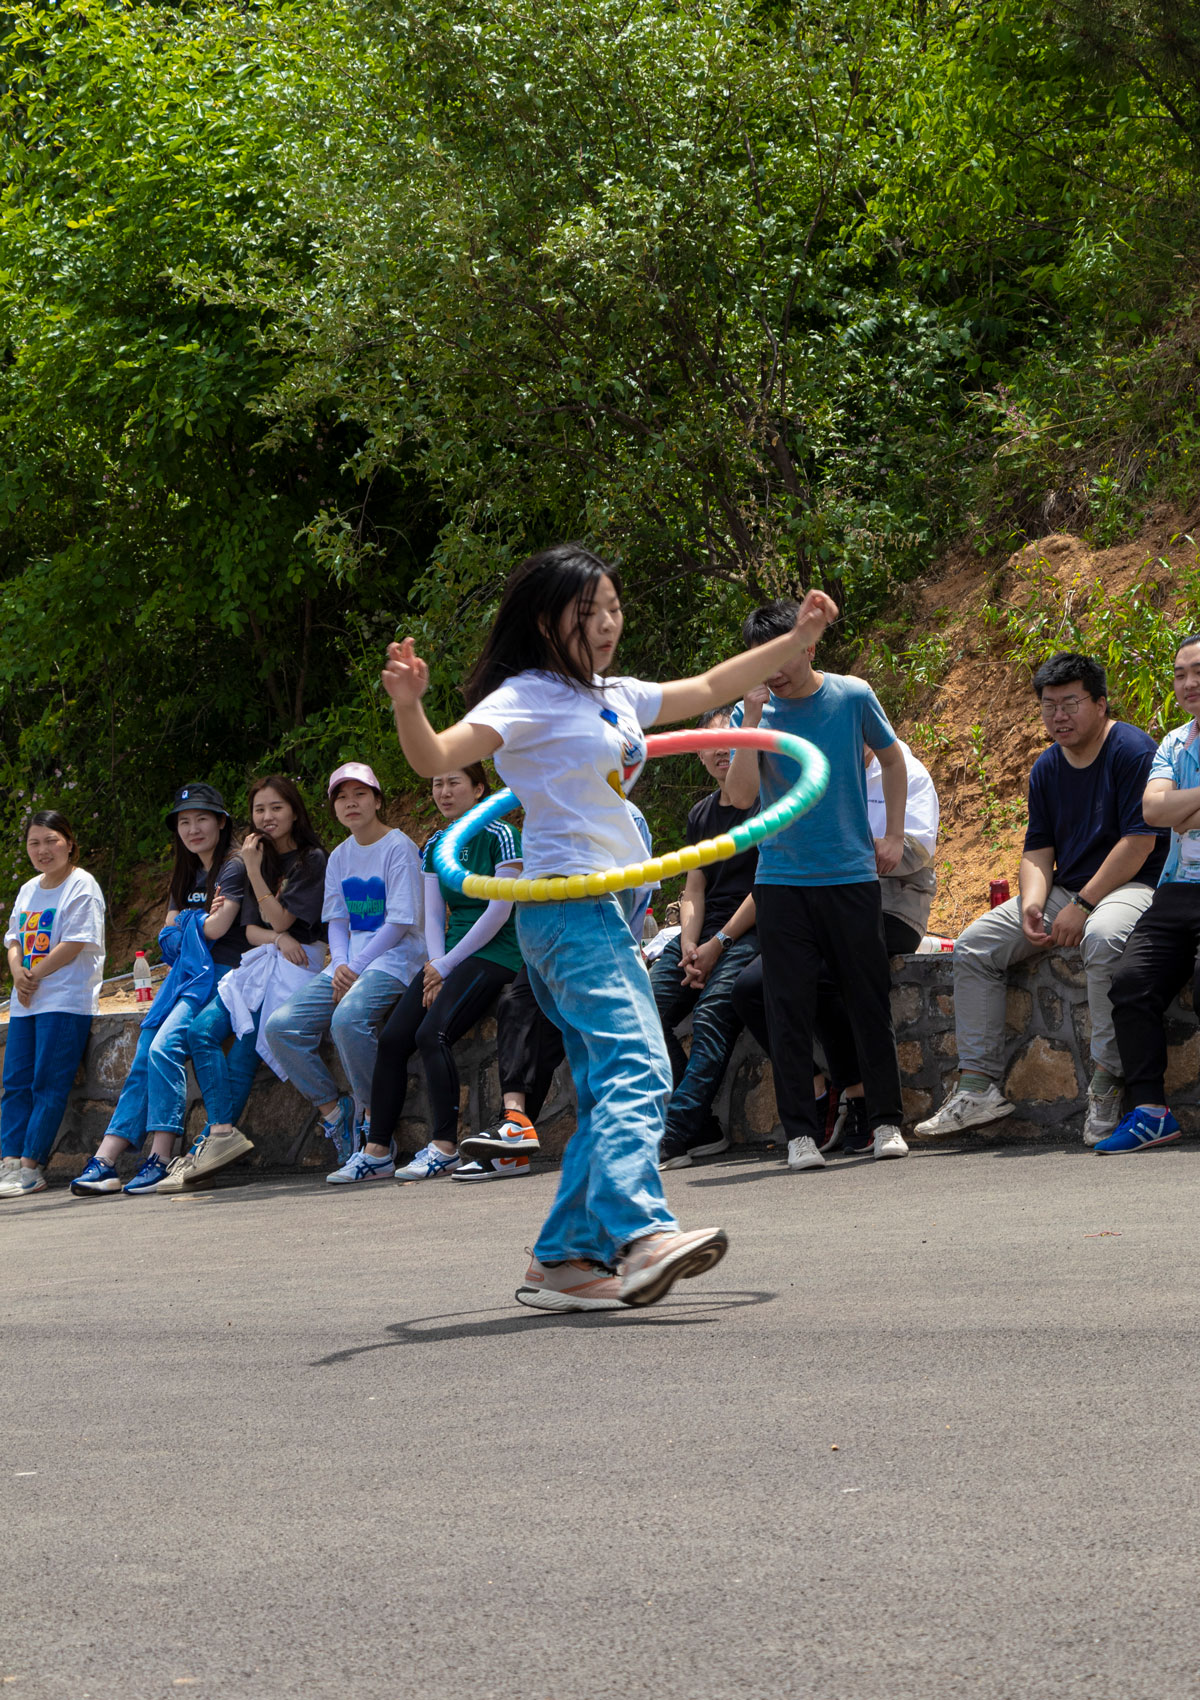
1099, 634, 1200, 1152
916, 652, 1166, 1146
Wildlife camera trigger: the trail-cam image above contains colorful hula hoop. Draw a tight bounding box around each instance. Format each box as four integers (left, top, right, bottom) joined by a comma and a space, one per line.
430, 729, 830, 904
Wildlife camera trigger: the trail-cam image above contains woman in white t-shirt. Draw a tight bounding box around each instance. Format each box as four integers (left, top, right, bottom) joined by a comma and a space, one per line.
0, 810, 106, 1198
382, 542, 836, 1310
263, 762, 424, 1167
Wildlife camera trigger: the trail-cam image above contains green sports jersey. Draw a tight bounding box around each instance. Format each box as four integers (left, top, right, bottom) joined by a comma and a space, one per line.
421, 818, 523, 972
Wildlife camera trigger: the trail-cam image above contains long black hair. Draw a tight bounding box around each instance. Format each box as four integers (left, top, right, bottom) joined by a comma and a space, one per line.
167, 812, 234, 913
463, 543, 621, 708
246, 774, 324, 893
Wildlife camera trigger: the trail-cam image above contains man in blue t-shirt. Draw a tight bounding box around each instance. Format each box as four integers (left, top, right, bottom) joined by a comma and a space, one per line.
726, 600, 911, 1168
916, 651, 1166, 1148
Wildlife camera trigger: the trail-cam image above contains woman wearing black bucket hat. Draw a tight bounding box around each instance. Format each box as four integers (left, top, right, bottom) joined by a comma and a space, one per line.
71, 783, 248, 1197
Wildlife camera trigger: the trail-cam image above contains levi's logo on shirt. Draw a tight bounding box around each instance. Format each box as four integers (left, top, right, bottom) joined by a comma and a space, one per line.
18, 908, 55, 969
599, 705, 647, 799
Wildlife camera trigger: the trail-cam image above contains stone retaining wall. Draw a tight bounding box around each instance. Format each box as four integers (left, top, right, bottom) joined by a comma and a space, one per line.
3, 948, 1197, 1178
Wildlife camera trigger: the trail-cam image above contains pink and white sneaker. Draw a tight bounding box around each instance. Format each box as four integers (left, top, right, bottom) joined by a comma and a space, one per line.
618, 1227, 729, 1308
515, 1256, 627, 1312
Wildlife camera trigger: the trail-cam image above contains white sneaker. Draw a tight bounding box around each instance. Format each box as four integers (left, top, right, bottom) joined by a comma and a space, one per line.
914, 1083, 1014, 1138
787, 1136, 826, 1172
0, 1164, 46, 1197
394, 1143, 460, 1181
873, 1124, 909, 1160
0, 1156, 21, 1184
1082, 1087, 1122, 1147
326, 1150, 396, 1185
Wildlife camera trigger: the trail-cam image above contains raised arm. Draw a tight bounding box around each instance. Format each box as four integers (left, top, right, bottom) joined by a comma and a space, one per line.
384, 639, 503, 777
652, 590, 838, 727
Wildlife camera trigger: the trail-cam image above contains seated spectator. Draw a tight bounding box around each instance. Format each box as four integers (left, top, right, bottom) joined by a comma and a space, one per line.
71, 784, 246, 1197
916, 652, 1166, 1148
0, 811, 106, 1199
265, 764, 424, 1180
364, 765, 522, 1182
650, 707, 759, 1169
1099, 634, 1200, 1152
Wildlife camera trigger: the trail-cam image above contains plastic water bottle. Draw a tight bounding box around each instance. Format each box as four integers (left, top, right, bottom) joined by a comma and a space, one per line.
133, 951, 154, 1004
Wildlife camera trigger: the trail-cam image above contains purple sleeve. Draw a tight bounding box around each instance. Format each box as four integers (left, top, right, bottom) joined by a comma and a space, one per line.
351, 922, 411, 974
328, 917, 351, 968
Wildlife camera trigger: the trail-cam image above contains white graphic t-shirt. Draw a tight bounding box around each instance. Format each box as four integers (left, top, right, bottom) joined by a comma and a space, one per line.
5, 867, 106, 1017
321, 829, 424, 982
467, 671, 663, 879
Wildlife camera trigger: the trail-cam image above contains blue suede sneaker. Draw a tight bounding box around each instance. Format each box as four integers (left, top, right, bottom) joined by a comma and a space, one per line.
70, 1158, 122, 1196
1094, 1106, 1182, 1154
321, 1096, 356, 1165
123, 1154, 171, 1194
394, 1143, 460, 1181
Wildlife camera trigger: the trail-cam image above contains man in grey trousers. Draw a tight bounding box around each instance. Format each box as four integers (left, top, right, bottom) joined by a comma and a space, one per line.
916, 652, 1167, 1147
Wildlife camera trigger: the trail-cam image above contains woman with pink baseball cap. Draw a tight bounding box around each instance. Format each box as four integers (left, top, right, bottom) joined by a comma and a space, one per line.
264, 763, 424, 1173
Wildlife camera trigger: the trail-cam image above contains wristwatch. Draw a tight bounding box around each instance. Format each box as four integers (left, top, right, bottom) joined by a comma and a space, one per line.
714, 930, 733, 951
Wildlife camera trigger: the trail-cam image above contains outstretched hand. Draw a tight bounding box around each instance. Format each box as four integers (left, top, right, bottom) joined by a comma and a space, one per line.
382, 638, 430, 710
793, 589, 839, 642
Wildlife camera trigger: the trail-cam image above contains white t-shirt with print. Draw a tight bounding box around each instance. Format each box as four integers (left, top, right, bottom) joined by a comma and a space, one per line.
321, 829, 425, 983
468, 672, 663, 879
5, 867, 106, 1017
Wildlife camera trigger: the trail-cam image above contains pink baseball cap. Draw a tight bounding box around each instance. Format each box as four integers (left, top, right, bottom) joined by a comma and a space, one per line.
327, 761, 383, 798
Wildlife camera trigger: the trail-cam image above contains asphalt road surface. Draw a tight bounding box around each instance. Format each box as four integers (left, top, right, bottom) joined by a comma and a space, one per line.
4, 1141, 1200, 1700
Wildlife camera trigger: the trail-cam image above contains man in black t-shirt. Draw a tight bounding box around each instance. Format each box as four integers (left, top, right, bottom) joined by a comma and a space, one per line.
651, 707, 760, 1168
916, 652, 1166, 1148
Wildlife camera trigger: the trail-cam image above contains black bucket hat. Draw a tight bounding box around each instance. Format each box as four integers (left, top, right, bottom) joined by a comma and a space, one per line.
165, 782, 231, 832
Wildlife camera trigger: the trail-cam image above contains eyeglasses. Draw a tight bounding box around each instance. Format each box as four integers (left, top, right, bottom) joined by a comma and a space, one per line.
1040, 695, 1086, 717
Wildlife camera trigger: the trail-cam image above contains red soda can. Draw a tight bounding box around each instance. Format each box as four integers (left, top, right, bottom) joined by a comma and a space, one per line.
989, 879, 1009, 909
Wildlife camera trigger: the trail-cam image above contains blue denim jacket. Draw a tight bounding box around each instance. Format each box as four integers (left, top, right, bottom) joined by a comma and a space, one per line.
1148, 720, 1200, 885
141, 908, 216, 1031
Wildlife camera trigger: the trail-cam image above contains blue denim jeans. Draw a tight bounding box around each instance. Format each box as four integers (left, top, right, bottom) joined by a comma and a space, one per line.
263, 969, 406, 1114
1, 1010, 93, 1165
105, 966, 234, 1150
518, 894, 677, 1268
650, 931, 759, 1141
185, 994, 263, 1127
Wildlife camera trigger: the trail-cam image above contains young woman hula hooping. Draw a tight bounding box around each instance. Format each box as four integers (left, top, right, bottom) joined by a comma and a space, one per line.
383, 541, 836, 1312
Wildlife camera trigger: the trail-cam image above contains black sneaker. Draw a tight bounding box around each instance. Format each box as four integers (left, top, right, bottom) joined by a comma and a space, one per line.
842, 1098, 873, 1154
658, 1118, 730, 1171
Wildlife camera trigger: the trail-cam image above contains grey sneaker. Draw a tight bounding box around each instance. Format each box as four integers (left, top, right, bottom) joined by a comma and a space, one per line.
186, 1127, 254, 1180
873, 1124, 909, 1160
153, 1153, 196, 1194
787, 1135, 826, 1172
914, 1083, 1014, 1138
0, 1164, 46, 1197
1082, 1086, 1123, 1147
0, 1155, 21, 1182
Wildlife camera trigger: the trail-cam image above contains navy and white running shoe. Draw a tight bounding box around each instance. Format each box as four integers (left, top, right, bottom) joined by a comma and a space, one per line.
327, 1150, 395, 1185
123, 1154, 171, 1194
1094, 1106, 1181, 1154
394, 1143, 460, 1181
70, 1158, 122, 1197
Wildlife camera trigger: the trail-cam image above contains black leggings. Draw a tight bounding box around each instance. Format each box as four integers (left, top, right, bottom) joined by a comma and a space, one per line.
496, 966, 566, 1122
370, 956, 516, 1147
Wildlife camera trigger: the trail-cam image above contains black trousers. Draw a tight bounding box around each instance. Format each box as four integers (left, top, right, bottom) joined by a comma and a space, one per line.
1109, 882, 1200, 1105
370, 955, 515, 1146
495, 966, 566, 1122
751, 883, 903, 1139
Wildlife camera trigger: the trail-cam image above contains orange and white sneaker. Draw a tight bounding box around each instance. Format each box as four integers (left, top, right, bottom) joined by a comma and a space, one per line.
618, 1227, 729, 1308
453, 1155, 531, 1182
459, 1113, 540, 1162
515, 1255, 628, 1312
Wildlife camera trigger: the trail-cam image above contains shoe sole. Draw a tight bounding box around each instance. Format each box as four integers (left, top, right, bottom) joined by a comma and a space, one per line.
70, 1181, 123, 1196
620, 1230, 729, 1308
788, 1156, 826, 1171
326, 1171, 395, 1184
915, 1100, 1016, 1139
658, 1152, 693, 1170
874, 1144, 909, 1160
452, 1167, 530, 1182
1095, 1130, 1182, 1154
0, 1183, 47, 1198
514, 1284, 626, 1312
459, 1133, 541, 1159
394, 1167, 459, 1181
687, 1136, 730, 1159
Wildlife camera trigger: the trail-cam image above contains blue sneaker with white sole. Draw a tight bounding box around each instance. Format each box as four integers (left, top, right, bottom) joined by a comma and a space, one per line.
123, 1154, 171, 1194
394, 1143, 460, 1181
70, 1157, 122, 1196
1094, 1106, 1181, 1154
321, 1096, 356, 1165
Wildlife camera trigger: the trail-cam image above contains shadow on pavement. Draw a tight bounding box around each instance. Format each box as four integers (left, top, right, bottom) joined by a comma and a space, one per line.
312, 1288, 778, 1364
